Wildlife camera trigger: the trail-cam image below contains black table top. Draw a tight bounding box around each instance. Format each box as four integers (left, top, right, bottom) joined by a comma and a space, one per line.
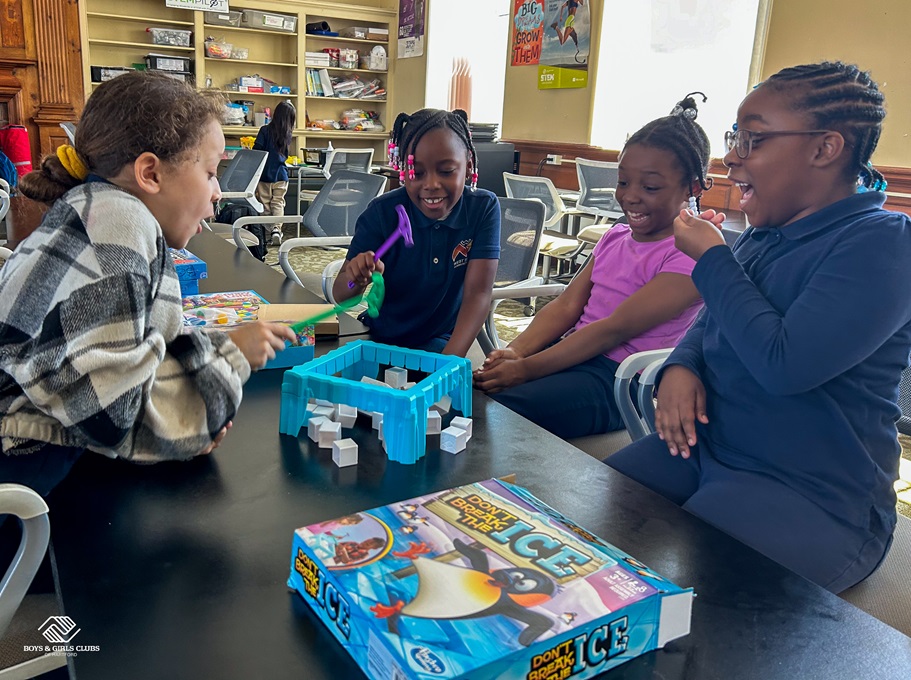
186, 229, 368, 337
48, 363, 911, 679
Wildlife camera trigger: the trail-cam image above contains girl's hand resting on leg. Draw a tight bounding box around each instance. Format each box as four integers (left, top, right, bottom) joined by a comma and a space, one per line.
229, 322, 297, 370
473, 356, 529, 394
654, 365, 709, 458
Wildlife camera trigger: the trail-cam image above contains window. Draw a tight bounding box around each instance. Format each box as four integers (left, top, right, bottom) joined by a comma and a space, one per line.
590, 0, 771, 158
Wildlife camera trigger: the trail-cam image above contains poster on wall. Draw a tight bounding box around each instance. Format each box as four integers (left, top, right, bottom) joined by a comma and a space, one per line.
540, 0, 591, 67
511, 0, 545, 66
166, 0, 229, 12
398, 0, 426, 58
538, 0, 590, 89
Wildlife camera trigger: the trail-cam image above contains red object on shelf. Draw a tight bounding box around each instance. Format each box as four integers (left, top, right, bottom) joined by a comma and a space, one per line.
0, 125, 33, 176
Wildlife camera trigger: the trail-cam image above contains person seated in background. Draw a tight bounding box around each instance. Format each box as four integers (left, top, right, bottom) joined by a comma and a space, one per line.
474, 94, 721, 440
607, 61, 911, 594
333, 108, 500, 357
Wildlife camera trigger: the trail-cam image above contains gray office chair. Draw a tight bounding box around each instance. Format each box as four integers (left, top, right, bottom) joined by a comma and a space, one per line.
0, 484, 67, 678
477, 197, 566, 355
279, 170, 387, 289
502, 172, 587, 282
298, 148, 376, 204
575, 158, 623, 224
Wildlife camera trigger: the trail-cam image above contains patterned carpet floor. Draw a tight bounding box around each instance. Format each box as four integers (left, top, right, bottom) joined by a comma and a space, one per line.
268, 227, 911, 518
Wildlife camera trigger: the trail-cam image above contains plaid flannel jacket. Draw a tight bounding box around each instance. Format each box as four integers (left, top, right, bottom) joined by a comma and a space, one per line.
0, 182, 250, 462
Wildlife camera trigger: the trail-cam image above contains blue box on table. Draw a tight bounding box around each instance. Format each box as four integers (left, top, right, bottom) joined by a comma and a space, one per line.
169, 248, 207, 296
181, 289, 327, 369
289, 478, 693, 680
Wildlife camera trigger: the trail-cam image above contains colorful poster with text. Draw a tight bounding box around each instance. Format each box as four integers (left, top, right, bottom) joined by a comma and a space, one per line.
398, 0, 426, 58
541, 0, 591, 69
511, 0, 545, 66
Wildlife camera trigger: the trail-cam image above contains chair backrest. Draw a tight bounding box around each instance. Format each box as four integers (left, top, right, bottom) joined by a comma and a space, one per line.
324, 148, 374, 178
496, 197, 546, 286
219, 149, 268, 213
302, 170, 387, 239
575, 158, 622, 217
502, 172, 566, 228
0, 484, 50, 638
0, 189, 9, 225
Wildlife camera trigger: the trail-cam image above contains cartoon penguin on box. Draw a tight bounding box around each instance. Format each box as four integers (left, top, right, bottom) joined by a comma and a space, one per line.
370, 538, 555, 646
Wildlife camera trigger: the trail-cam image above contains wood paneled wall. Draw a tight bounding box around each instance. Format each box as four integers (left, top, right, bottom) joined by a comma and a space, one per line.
0, 0, 83, 167
505, 139, 911, 217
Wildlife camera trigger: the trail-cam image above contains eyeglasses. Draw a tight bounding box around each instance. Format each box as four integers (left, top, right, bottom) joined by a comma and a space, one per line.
724, 128, 833, 159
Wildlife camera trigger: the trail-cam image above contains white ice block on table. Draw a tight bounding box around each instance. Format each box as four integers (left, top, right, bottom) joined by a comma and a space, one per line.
371, 412, 384, 430
450, 416, 472, 439
336, 404, 358, 428
426, 410, 442, 435
440, 426, 468, 454
318, 421, 342, 448
311, 405, 335, 420
385, 366, 408, 389
308, 416, 329, 442
332, 438, 358, 467
432, 394, 451, 414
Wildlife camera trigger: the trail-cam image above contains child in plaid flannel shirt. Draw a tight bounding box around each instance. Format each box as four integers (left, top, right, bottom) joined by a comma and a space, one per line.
0, 72, 295, 495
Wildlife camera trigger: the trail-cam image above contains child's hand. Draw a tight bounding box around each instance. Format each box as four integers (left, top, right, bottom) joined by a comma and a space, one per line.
654, 365, 709, 458
473, 357, 528, 394
480, 346, 522, 371
673, 209, 726, 261
201, 421, 232, 455
229, 322, 297, 370
346, 251, 386, 289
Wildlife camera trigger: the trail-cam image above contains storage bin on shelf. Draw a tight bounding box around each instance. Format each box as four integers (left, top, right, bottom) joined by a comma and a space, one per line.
145, 54, 192, 72
204, 41, 232, 59
240, 9, 297, 33
146, 27, 192, 47
204, 10, 242, 27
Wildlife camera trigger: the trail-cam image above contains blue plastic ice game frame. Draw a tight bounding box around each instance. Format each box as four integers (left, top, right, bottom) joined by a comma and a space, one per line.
280, 340, 472, 464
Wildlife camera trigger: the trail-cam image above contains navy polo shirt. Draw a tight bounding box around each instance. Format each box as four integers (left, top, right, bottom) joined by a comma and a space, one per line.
252, 126, 289, 183
346, 186, 500, 347
665, 191, 911, 531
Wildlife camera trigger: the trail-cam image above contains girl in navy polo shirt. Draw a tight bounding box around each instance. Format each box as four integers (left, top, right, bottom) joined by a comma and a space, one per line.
607, 62, 911, 593
333, 108, 500, 356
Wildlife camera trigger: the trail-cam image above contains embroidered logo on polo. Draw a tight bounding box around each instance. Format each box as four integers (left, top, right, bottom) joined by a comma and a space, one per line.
451, 239, 472, 268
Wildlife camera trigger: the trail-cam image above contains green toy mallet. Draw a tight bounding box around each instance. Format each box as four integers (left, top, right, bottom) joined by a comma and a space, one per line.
289, 271, 385, 334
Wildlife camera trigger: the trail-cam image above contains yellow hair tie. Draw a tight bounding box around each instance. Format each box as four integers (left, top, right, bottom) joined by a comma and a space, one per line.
56, 145, 88, 181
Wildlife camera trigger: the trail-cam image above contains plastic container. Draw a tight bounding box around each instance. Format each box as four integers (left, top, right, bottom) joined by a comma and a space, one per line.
339, 48, 358, 70
240, 9, 297, 33
147, 27, 192, 47
204, 10, 242, 27
231, 46, 249, 60
90, 66, 133, 82
205, 41, 232, 59
340, 26, 368, 39
145, 54, 191, 72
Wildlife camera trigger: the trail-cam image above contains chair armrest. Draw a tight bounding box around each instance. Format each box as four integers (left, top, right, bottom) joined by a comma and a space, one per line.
232, 215, 303, 253
613, 348, 674, 441
278, 236, 351, 288
0, 484, 50, 638
490, 283, 566, 301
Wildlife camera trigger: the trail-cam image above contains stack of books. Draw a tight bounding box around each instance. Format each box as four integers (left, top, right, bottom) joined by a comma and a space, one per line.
304, 51, 332, 68
469, 122, 499, 143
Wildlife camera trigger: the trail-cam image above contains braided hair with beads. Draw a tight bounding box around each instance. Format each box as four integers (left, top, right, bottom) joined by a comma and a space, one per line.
625, 92, 712, 210
762, 61, 887, 191
388, 108, 479, 190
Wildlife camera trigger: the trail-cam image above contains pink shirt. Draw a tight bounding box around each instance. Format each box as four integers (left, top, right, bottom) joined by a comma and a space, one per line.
573, 224, 702, 363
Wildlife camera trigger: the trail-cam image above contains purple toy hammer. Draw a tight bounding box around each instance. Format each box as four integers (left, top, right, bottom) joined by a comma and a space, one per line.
348, 203, 414, 288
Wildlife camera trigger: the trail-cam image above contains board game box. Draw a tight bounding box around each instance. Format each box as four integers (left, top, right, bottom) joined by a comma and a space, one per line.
181, 289, 328, 369
169, 247, 207, 296
289, 479, 693, 679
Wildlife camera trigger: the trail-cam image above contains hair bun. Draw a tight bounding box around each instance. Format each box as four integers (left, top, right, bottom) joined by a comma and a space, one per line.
670, 91, 707, 121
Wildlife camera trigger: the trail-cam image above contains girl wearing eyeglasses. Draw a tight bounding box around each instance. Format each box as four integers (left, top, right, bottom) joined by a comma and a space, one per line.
607, 61, 911, 594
